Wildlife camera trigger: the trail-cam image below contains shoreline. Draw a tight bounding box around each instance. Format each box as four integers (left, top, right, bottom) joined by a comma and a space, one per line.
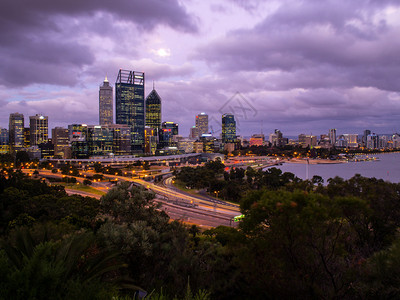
285, 159, 346, 165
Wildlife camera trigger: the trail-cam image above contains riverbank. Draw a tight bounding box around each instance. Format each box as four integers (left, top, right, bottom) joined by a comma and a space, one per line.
286, 158, 346, 165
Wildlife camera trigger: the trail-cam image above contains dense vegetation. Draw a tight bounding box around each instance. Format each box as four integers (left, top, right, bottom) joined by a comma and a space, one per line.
1, 165, 400, 299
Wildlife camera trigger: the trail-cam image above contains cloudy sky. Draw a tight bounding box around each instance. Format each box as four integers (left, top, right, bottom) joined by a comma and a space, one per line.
1, 0, 400, 137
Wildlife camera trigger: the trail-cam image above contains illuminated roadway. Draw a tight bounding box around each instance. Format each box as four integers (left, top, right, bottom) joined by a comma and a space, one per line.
24, 169, 240, 228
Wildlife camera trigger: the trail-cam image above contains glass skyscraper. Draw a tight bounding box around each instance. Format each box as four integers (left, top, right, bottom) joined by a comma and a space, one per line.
115, 69, 145, 152
29, 114, 48, 146
9, 112, 25, 152
222, 113, 236, 143
195, 113, 208, 137
99, 76, 113, 125
145, 88, 161, 131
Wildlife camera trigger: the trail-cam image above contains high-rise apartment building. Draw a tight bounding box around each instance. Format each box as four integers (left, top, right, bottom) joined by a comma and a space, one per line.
329, 129, 337, 146
115, 69, 145, 152
195, 113, 208, 137
99, 76, 113, 125
145, 88, 161, 131
363, 129, 371, 147
29, 114, 48, 146
222, 113, 236, 143
9, 113, 25, 152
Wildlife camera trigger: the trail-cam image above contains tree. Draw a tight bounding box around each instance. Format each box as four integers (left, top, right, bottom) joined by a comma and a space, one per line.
0, 228, 137, 299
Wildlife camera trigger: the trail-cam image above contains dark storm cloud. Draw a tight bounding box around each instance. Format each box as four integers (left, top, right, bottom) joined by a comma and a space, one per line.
194, 0, 400, 92
0, 0, 197, 87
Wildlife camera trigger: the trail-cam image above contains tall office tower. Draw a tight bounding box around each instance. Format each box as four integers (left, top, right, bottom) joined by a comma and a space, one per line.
115, 69, 145, 152
363, 129, 371, 147
145, 88, 161, 131
29, 114, 48, 146
274, 129, 283, 147
0, 128, 9, 154
222, 114, 236, 143
195, 113, 208, 136
99, 76, 113, 125
329, 128, 337, 146
52, 127, 70, 158
9, 113, 25, 152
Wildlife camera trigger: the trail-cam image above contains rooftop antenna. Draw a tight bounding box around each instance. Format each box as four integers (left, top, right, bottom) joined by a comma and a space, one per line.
153, 81, 155, 90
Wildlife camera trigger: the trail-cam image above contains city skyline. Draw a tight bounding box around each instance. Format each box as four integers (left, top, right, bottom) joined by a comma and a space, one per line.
1, 1, 400, 136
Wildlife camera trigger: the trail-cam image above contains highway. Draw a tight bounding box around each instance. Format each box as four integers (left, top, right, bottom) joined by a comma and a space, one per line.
23, 169, 240, 228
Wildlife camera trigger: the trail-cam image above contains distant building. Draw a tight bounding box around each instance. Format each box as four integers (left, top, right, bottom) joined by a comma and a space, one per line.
379, 135, 389, 149
68, 123, 131, 158
392, 134, 400, 148
115, 69, 145, 152
159, 122, 179, 148
189, 126, 199, 140
110, 124, 131, 156
329, 129, 336, 146
145, 88, 162, 131
195, 113, 208, 136
363, 130, 371, 147
87, 125, 114, 157
144, 126, 158, 155
178, 138, 194, 153
9, 113, 25, 153
367, 133, 379, 149
193, 141, 203, 153
222, 114, 236, 143
69, 124, 89, 159
250, 134, 265, 146
343, 134, 358, 148
99, 76, 113, 125
52, 127, 70, 158
23, 128, 30, 148
0, 128, 9, 154
29, 114, 48, 146
298, 134, 317, 148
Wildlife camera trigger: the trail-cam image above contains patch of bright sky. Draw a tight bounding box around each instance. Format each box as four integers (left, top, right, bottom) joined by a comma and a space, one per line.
142, 0, 280, 80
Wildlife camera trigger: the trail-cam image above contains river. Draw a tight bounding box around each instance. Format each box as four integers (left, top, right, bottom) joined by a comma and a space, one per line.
265, 152, 400, 183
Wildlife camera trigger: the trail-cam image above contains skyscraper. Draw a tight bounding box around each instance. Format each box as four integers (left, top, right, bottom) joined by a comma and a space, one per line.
115, 69, 145, 152
329, 129, 337, 146
9, 113, 24, 152
0, 128, 9, 154
29, 114, 48, 146
99, 76, 113, 125
195, 113, 208, 136
222, 113, 236, 143
363, 129, 371, 147
145, 88, 161, 131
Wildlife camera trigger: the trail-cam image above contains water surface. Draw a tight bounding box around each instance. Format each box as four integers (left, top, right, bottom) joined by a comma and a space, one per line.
266, 152, 400, 183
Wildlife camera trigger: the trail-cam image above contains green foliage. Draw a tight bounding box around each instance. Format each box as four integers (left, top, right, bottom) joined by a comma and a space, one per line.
356, 237, 400, 298
0, 229, 129, 300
